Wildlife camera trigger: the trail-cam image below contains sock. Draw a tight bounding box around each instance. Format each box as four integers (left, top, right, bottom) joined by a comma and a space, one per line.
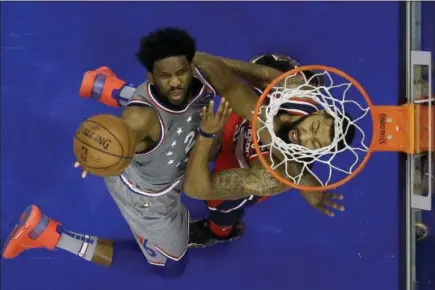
55, 229, 98, 262
118, 85, 136, 106
209, 220, 232, 238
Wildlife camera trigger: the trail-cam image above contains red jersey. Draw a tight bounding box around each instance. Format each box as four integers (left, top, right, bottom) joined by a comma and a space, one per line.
214, 90, 318, 173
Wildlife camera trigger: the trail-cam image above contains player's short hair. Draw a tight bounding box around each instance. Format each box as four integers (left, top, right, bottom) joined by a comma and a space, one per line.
136, 28, 196, 72
252, 54, 323, 86
326, 112, 356, 151
253, 54, 296, 73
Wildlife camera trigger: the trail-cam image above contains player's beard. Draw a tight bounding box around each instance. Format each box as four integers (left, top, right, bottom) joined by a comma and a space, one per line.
274, 114, 309, 144
153, 85, 191, 109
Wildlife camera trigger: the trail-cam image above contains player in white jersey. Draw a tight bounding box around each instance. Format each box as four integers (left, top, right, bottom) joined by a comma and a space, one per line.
3, 29, 316, 274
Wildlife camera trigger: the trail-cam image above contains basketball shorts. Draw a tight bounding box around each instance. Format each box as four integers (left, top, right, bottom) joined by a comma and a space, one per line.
104, 175, 189, 266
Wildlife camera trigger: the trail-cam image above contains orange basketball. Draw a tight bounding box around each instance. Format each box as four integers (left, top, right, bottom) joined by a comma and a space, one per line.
73, 114, 136, 177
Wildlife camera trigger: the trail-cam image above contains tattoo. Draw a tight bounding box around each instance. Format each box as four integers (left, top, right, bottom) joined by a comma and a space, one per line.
211, 167, 287, 200
243, 168, 285, 195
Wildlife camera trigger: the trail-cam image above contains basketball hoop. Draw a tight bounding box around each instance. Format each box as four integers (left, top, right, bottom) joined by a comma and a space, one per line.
251, 65, 434, 192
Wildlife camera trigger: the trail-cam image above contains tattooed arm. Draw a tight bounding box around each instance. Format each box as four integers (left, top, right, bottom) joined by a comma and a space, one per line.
183, 133, 345, 217
194, 53, 258, 123
192, 54, 318, 192
183, 134, 287, 200
195, 52, 304, 89
210, 159, 288, 200
195, 52, 281, 88
183, 126, 327, 201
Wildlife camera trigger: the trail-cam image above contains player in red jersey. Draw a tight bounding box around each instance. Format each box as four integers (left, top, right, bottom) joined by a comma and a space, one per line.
184, 54, 354, 247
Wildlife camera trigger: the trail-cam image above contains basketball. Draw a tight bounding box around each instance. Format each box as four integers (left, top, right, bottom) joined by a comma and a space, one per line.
73, 114, 137, 177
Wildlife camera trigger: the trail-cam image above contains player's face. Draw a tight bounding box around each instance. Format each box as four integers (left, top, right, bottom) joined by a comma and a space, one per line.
278, 111, 334, 150
151, 56, 194, 105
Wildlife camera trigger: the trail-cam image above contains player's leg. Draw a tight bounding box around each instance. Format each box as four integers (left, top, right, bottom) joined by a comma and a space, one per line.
2, 205, 113, 266
209, 195, 269, 235
189, 199, 248, 248
189, 193, 272, 248
105, 176, 189, 276
130, 214, 189, 277
188, 139, 248, 247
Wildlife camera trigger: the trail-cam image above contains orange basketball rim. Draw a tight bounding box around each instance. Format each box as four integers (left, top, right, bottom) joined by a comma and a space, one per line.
251, 65, 434, 192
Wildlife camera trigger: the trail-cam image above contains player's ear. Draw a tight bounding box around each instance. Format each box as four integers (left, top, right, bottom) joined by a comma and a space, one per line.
147, 72, 154, 85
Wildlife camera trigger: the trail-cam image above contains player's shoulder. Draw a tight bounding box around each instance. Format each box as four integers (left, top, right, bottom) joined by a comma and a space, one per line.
121, 105, 159, 139
122, 83, 157, 121
128, 81, 161, 108
130, 81, 150, 99
122, 105, 156, 123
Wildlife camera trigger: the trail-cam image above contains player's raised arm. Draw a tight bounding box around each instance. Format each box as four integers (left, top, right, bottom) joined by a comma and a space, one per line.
194, 54, 316, 185
186, 131, 343, 215
195, 52, 282, 88
195, 52, 305, 89
186, 163, 288, 200
184, 100, 344, 215
194, 54, 259, 123
183, 99, 229, 197
185, 137, 289, 200
208, 162, 288, 200
121, 106, 152, 138
183, 100, 287, 200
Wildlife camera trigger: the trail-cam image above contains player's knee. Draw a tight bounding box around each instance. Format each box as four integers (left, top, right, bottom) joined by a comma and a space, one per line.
152, 253, 189, 278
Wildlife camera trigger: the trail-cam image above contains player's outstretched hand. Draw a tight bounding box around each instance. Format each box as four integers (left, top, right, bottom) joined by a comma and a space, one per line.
73, 161, 88, 179
302, 191, 345, 217
200, 98, 232, 135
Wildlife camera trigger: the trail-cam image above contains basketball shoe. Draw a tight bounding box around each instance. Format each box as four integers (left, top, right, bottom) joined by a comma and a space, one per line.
188, 219, 244, 248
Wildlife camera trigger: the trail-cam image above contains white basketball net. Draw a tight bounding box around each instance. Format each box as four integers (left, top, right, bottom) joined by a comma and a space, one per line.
255, 70, 371, 187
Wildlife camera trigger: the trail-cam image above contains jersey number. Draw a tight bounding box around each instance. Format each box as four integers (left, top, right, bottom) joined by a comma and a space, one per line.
137, 236, 157, 257
184, 131, 196, 154
181, 131, 197, 165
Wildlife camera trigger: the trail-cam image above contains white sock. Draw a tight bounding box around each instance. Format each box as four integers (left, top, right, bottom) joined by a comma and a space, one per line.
56, 230, 98, 261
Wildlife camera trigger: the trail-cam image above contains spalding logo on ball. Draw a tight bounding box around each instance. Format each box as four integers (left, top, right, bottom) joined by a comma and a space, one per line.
73, 114, 137, 177
76, 123, 114, 151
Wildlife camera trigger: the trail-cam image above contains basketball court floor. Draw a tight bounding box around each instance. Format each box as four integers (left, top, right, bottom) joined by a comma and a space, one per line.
1, 2, 433, 290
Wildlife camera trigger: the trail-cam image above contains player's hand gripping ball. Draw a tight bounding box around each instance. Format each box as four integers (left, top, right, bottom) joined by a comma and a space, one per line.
73, 114, 136, 178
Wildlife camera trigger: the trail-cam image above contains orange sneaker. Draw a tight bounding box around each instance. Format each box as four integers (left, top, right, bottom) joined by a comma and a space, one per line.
2, 205, 61, 259
79, 66, 127, 108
